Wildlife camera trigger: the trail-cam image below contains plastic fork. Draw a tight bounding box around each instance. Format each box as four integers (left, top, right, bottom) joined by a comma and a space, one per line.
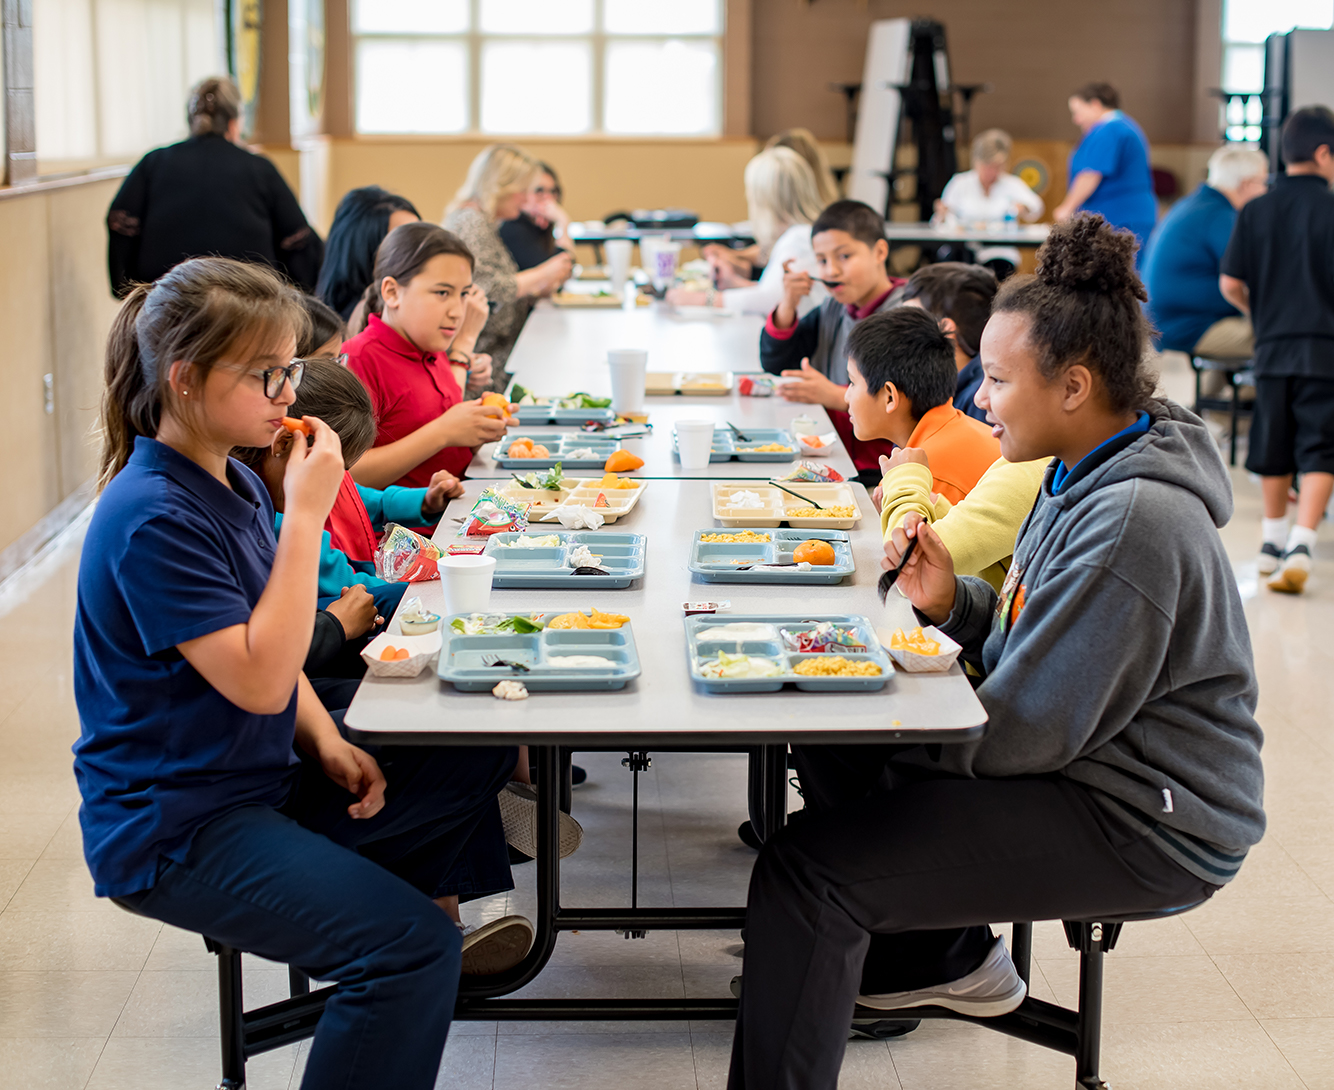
480, 654, 530, 673
768, 480, 825, 509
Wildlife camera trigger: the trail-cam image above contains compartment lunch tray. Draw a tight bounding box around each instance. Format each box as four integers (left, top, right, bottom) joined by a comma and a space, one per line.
672, 427, 798, 463
514, 405, 617, 426
644, 371, 734, 397
494, 433, 621, 469
439, 613, 641, 691
688, 528, 853, 584
484, 531, 646, 588
498, 478, 648, 525
685, 613, 893, 693
710, 482, 863, 530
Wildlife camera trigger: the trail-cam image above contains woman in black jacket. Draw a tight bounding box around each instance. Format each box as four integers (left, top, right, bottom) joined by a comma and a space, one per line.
107, 77, 322, 296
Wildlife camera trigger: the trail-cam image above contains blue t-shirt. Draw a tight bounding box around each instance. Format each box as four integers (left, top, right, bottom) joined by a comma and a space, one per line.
953, 355, 987, 424
72, 438, 300, 897
1069, 112, 1158, 244
1142, 184, 1240, 352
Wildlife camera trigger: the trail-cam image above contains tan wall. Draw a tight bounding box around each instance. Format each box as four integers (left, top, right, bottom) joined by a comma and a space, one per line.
306, 137, 760, 237
751, 0, 1201, 146
0, 178, 121, 552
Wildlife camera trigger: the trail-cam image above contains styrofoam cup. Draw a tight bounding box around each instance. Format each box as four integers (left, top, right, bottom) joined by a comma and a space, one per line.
605, 238, 632, 293
440, 554, 496, 614
676, 420, 716, 469
608, 348, 648, 414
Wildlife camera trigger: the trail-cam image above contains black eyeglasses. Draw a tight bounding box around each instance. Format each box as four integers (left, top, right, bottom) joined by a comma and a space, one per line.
259, 360, 306, 399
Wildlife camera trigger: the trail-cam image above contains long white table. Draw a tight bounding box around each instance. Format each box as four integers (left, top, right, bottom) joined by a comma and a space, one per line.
468, 399, 858, 480
884, 221, 1049, 247
345, 478, 984, 747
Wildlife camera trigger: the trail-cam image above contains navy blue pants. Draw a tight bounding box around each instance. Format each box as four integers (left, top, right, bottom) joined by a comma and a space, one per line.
118, 740, 517, 1090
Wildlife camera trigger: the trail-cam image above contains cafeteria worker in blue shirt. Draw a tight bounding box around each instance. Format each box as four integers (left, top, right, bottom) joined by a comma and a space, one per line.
1053, 82, 1158, 250
71, 257, 527, 1090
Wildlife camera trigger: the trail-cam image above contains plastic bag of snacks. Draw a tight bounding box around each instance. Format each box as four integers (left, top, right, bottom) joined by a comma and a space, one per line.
457, 487, 530, 537
737, 374, 775, 397
375, 523, 442, 582
777, 461, 846, 484
781, 621, 868, 654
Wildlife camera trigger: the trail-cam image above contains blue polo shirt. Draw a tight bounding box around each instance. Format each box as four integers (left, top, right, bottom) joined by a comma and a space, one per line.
954, 355, 987, 423
1069, 112, 1158, 246
1142, 184, 1240, 352
72, 437, 300, 898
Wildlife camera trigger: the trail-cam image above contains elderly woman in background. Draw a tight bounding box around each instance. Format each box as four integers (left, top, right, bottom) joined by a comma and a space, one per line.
444, 145, 574, 390
107, 76, 322, 296
935, 129, 1044, 279
317, 185, 421, 321
1053, 82, 1157, 250
671, 146, 828, 316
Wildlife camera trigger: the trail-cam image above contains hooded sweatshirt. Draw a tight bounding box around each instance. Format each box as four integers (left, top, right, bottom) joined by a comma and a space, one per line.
910, 399, 1264, 884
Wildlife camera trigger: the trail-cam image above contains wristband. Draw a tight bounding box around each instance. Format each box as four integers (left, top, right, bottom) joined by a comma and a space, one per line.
447, 351, 473, 372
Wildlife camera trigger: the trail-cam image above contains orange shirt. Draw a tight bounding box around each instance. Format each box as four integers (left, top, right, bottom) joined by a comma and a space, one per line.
905, 403, 1001, 504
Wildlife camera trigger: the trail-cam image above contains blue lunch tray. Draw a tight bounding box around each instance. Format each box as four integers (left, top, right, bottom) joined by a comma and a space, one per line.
671, 427, 798, 463
514, 405, 617, 426
484, 531, 646, 589
494, 433, 621, 469
439, 612, 641, 691
685, 613, 893, 693
688, 528, 853, 585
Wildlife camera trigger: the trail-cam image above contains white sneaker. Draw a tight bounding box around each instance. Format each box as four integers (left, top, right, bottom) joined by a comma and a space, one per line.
499, 782, 584, 859
1267, 544, 1311, 595
856, 935, 1027, 1017
1257, 541, 1284, 575
459, 915, 534, 976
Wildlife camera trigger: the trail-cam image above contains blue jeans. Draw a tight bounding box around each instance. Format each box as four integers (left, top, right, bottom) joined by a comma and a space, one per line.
118, 741, 516, 1090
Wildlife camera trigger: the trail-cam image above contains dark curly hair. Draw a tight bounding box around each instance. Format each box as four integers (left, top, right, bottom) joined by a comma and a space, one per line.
992, 214, 1154, 413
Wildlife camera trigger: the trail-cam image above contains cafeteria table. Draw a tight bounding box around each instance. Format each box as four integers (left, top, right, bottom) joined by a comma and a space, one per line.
345, 476, 988, 1019
883, 221, 1050, 248
467, 398, 858, 481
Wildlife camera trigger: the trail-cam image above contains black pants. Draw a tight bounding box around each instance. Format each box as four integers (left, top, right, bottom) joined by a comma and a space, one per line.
727, 745, 1218, 1090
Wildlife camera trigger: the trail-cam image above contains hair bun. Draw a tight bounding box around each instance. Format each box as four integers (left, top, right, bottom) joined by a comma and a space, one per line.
1036, 214, 1146, 302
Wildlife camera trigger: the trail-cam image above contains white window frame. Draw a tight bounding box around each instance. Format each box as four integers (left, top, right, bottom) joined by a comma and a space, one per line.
351, 0, 724, 137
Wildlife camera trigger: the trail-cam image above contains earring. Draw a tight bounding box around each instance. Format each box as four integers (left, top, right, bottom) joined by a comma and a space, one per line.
182, 389, 189, 396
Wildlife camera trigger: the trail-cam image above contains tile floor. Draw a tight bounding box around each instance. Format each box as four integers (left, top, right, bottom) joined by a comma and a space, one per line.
3, 359, 1332, 1088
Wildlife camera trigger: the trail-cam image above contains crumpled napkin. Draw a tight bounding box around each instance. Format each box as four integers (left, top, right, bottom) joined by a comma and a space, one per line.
552, 507, 605, 530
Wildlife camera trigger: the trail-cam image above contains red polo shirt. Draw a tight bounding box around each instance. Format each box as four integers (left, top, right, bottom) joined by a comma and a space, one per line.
343, 314, 470, 486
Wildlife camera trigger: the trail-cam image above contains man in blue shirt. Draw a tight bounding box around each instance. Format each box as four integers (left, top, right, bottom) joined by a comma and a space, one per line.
1053, 83, 1159, 250
1143, 145, 1269, 359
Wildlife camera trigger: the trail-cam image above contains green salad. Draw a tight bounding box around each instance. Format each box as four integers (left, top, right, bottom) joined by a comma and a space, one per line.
450, 613, 547, 635
509, 384, 612, 411
511, 464, 566, 490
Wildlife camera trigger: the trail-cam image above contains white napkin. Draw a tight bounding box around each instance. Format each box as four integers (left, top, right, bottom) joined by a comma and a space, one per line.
553, 507, 606, 530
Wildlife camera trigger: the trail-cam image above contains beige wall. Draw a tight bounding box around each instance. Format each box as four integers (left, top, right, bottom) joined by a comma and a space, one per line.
0, 178, 121, 552
751, 0, 1202, 145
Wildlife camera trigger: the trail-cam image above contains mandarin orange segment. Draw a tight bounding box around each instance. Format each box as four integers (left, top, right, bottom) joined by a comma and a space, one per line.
604, 450, 643, 473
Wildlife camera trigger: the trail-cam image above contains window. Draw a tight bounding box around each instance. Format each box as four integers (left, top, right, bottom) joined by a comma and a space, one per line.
353, 0, 722, 136
1219, 0, 1333, 140
33, 0, 222, 173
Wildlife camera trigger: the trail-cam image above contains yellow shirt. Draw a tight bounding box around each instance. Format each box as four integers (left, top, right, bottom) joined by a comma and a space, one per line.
878, 457, 1049, 591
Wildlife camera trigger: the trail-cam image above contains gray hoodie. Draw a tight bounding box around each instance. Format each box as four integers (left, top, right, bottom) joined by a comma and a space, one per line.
920, 399, 1264, 883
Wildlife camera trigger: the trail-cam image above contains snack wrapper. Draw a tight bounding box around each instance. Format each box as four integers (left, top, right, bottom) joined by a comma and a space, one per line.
737, 374, 776, 397
781, 622, 868, 654
457, 487, 531, 537
778, 461, 846, 484
375, 523, 442, 582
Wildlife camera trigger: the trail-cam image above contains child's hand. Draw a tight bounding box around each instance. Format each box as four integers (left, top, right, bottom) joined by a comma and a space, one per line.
317, 736, 387, 819
459, 285, 490, 340
324, 585, 382, 639
779, 359, 844, 409
880, 449, 931, 474
423, 470, 465, 513
464, 353, 494, 393
780, 258, 814, 307
282, 416, 344, 521
439, 399, 509, 447
883, 514, 956, 623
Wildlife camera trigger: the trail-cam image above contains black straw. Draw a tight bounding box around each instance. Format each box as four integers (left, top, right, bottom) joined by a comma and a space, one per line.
877, 535, 918, 604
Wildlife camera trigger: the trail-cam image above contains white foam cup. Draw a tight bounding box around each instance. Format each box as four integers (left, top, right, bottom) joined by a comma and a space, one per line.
607, 348, 648, 414
675, 420, 716, 469
605, 238, 632, 293
440, 554, 496, 615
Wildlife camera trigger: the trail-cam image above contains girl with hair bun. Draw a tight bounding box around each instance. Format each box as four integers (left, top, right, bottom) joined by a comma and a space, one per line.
74, 256, 528, 1090
728, 214, 1266, 1089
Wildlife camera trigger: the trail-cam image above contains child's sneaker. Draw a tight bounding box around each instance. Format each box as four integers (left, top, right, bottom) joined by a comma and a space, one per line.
1267, 545, 1311, 594
459, 916, 534, 976
1257, 541, 1284, 575
499, 782, 584, 859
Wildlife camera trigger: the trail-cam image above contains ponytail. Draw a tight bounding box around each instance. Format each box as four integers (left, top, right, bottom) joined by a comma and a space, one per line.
96, 257, 309, 490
